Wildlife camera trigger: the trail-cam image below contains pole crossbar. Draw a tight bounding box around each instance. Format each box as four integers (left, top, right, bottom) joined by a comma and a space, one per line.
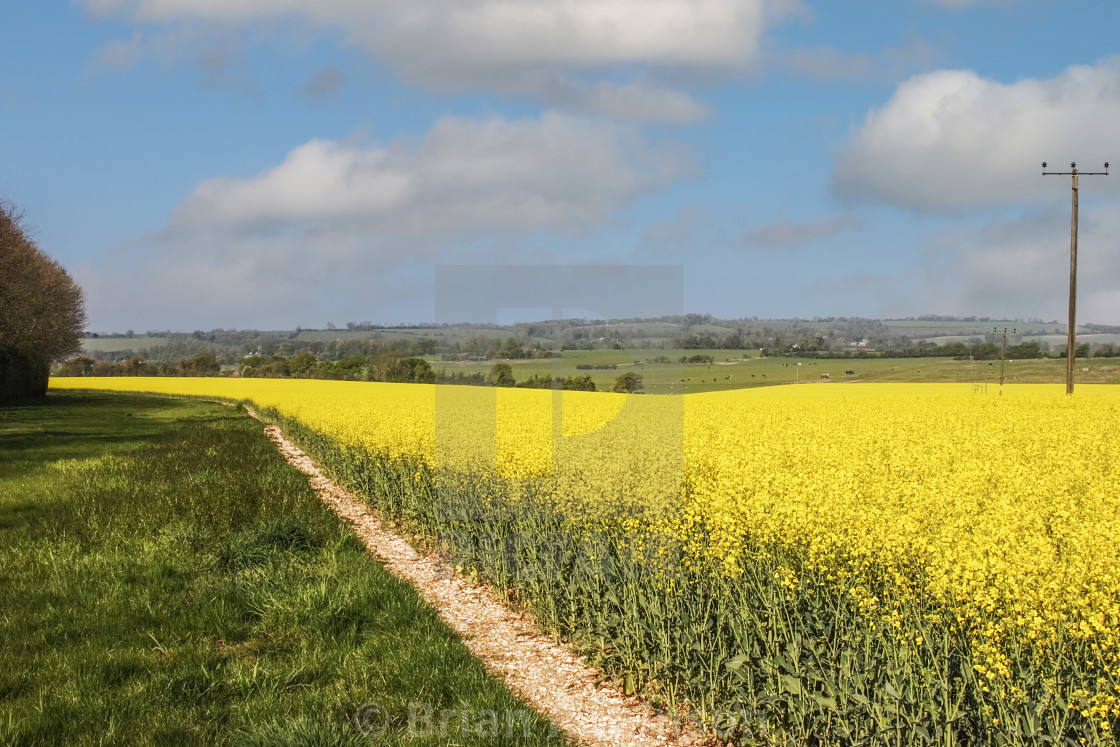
1041, 161, 1109, 395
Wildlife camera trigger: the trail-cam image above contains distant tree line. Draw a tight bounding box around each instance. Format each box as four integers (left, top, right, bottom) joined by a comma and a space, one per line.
1, 203, 86, 401
515, 373, 597, 391
63, 348, 606, 392
81, 330, 566, 367
56, 352, 221, 378
899, 314, 1055, 323
440, 336, 560, 361
764, 340, 1057, 361
84, 334, 444, 367
890, 340, 1048, 360
244, 353, 602, 391
1091, 344, 1120, 358
677, 325, 889, 354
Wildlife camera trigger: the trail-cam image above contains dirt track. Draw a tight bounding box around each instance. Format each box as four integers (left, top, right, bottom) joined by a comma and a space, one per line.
250, 409, 706, 747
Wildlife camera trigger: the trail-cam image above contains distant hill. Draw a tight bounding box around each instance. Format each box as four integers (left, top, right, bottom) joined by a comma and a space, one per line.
80, 315, 1095, 366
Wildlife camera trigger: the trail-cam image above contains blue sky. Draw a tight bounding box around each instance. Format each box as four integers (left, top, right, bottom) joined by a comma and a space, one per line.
4, 1, 1120, 331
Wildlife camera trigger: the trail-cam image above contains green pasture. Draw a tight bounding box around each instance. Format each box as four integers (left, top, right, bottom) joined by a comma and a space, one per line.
917, 332, 1120, 347
292, 328, 469, 343
0, 392, 565, 746
81, 335, 169, 353
882, 320, 1060, 337
436, 348, 1120, 394
1028, 333, 1120, 347
293, 327, 557, 346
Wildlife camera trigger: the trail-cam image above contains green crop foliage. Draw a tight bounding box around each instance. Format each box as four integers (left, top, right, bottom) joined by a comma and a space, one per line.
261, 405, 1118, 746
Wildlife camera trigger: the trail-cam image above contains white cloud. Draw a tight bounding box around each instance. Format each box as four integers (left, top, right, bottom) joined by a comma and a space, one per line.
82, 0, 797, 121
172, 112, 692, 239
833, 58, 1120, 212
741, 215, 862, 249
84, 113, 693, 329
897, 199, 1120, 323
368, 0, 783, 80
85, 0, 786, 69
546, 79, 712, 124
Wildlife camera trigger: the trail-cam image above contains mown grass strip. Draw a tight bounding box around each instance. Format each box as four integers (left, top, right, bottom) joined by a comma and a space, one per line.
0, 392, 568, 746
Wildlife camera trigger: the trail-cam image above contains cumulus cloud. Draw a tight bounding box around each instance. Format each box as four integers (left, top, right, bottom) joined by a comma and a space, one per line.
741, 215, 862, 249
897, 199, 1120, 323
85, 112, 693, 329
833, 58, 1120, 212
82, 0, 796, 121
84, 0, 787, 70
171, 112, 692, 240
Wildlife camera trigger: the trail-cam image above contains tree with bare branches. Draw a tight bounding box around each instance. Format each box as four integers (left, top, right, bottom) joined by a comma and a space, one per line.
0, 202, 87, 401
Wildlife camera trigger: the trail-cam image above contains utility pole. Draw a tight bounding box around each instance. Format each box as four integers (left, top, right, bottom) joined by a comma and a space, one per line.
1042, 161, 1108, 394
997, 326, 1016, 395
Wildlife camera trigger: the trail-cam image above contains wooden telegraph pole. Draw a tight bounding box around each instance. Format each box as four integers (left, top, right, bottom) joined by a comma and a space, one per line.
997, 326, 1015, 395
1042, 161, 1109, 394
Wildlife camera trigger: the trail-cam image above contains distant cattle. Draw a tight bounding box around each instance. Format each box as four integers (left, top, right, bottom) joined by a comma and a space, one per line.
845, 370, 855, 375
821, 373, 831, 380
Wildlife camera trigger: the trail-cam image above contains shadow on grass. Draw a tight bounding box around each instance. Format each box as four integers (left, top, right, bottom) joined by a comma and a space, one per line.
0, 390, 569, 747
0, 392, 227, 480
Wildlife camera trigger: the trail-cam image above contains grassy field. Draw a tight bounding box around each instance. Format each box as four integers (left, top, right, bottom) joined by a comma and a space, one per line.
920, 332, 1120, 347
435, 348, 1120, 393
0, 392, 567, 746
292, 328, 500, 343
292, 327, 559, 346
80, 335, 169, 353
882, 320, 1059, 338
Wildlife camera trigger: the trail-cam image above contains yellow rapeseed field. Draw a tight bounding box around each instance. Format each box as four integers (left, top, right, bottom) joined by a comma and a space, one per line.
51, 377, 1120, 733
